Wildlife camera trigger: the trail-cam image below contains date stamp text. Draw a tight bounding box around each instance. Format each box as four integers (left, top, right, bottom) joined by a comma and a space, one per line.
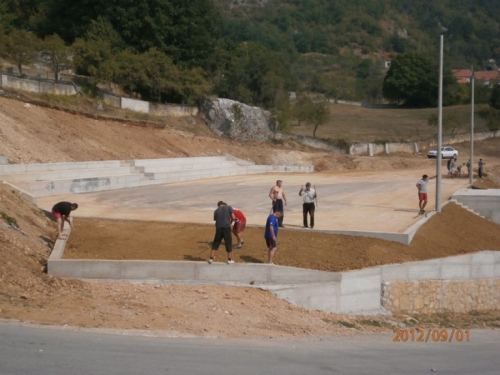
393, 329, 470, 342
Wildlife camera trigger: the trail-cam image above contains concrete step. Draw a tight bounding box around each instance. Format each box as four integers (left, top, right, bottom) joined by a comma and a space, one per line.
0, 160, 122, 174
0, 166, 133, 182
27, 174, 143, 197
133, 156, 228, 167
140, 161, 240, 173
449, 199, 487, 219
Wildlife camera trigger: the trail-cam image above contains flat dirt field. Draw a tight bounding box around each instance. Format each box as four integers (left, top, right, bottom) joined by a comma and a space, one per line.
65, 203, 500, 271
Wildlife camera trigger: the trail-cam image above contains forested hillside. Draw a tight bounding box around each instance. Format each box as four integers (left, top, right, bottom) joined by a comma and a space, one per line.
0, 0, 499, 109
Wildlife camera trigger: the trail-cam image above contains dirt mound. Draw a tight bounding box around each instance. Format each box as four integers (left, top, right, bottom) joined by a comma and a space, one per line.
64, 203, 500, 271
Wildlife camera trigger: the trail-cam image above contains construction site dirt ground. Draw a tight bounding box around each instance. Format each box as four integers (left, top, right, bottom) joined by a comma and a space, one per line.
64, 202, 500, 272
1, 96, 500, 339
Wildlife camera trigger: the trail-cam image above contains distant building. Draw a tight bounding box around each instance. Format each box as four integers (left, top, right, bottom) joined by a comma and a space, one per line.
452, 69, 499, 85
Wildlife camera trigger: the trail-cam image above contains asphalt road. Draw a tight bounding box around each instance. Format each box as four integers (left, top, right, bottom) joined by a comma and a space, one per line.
1, 323, 499, 375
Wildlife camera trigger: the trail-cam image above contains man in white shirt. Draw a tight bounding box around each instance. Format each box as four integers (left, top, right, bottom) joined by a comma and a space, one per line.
299, 182, 317, 228
416, 174, 436, 215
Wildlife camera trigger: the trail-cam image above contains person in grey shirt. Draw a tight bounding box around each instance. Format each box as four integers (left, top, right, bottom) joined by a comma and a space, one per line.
416, 174, 436, 215
208, 201, 236, 264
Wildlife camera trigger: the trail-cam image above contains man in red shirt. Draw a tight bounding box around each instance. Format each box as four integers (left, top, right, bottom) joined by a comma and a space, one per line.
232, 207, 246, 249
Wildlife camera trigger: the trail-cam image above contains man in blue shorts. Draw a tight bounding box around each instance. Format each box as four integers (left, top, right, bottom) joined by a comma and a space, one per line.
264, 211, 283, 264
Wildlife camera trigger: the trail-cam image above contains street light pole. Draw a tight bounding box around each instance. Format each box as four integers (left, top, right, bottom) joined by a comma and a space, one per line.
470, 65, 475, 186
436, 35, 443, 213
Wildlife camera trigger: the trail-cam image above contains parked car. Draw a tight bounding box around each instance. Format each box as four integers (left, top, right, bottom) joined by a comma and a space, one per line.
427, 146, 459, 159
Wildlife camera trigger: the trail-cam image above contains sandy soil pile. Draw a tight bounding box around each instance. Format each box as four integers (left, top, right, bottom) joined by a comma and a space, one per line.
65, 203, 500, 272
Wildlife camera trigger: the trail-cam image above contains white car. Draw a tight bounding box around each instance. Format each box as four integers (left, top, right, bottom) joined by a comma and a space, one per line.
427, 146, 459, 159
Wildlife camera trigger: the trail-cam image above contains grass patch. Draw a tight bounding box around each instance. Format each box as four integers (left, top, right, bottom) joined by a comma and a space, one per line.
322, 318, 359, 329
399, 311, 499, 329
291, 103, 490, 143
359, 319, 393, 328
1, 211, 19, 229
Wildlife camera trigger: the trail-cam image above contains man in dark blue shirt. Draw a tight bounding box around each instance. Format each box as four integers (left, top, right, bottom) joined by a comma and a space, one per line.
265, 211, 283, 264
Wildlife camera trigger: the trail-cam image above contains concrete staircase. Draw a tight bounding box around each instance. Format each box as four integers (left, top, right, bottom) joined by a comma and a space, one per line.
450, 188, 500, 224
0, 155, 313, 197
449, 199, 487, 219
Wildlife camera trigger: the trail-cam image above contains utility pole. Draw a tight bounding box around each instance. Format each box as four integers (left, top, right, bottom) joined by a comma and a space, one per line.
470, 65, 475, 186
436, 35, 443, 213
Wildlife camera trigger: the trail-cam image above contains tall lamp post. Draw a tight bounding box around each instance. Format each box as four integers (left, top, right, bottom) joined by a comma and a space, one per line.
436, 35, 443, 213
470, 65, 475, 186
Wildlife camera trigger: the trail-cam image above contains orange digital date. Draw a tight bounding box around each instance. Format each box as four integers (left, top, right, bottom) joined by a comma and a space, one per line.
393, 329, 470, 342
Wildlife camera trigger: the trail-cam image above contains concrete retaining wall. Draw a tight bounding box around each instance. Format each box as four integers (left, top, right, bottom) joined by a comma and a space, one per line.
451, 189, 500, 224
382, 279, 500, 313
48, 214, 500, 314
0, 155, 313, 197
150, 103, 198, 117
0, 160, 122, 174
348, 131, 500, 156
121, 97, 149, 113
27, 175, 143, 196
1, 180, 37, 205
101, 92, 121, 108
1, 75, 77, 95
101, 93, 198, 118
0, 167, 133, 182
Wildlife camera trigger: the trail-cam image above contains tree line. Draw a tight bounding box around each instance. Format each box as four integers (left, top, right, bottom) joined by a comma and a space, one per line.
0, 0, 499, 130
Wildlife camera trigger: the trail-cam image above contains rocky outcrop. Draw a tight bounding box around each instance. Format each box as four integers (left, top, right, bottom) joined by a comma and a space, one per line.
200, 98, 274, 141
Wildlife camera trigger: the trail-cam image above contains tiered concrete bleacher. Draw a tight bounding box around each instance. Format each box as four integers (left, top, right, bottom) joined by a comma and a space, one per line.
0, 155, 313, 197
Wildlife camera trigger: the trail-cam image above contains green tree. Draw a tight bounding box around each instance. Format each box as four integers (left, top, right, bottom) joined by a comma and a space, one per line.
382, 52, 438, 107
309, 100, 330, 138
71, 17, 125, 84
0, 0, 40, 31
72, 38, 114, 78
37, 0, 222, 68
141, 48, 181, 103
1, 29, 39, 75
293, 96, 313, 126
490, 84, 500, 110
222, 42, 292, 108
178, 66, 211, 105
39, 34, 72, 80
293, 96, 330, 137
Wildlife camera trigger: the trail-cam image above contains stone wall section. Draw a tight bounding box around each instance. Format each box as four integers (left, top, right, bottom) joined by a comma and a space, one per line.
382, 279, 500, 314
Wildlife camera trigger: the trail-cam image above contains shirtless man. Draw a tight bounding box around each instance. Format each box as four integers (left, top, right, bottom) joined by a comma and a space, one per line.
269, 180, 287, 227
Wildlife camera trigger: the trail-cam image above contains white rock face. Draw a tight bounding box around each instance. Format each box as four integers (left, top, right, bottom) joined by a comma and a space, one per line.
200, 98, 274, 141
